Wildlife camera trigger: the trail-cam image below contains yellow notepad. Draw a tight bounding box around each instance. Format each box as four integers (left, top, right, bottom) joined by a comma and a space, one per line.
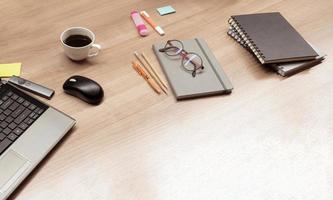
0, 63, 21, 77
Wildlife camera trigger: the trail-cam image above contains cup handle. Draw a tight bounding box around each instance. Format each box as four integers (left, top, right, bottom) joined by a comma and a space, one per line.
88, 44, 101, 57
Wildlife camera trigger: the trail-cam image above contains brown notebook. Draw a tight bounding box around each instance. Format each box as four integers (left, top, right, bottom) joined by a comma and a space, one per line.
228, 12, 318, 64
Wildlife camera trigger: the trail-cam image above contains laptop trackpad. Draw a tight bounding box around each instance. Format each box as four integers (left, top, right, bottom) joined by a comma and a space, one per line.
0, 150, 30, 193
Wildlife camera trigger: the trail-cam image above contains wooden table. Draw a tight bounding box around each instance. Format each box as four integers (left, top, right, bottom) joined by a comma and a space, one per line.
1, 0, 333, 199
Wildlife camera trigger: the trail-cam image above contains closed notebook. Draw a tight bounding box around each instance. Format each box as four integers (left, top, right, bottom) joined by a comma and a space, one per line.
269, 52, 325, 77
227, 27, 326, 76
228, 12, 318, 64
153, 38, 233, 100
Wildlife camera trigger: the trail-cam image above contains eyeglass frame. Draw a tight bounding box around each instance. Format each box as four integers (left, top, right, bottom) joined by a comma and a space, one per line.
158, 40, 205, 77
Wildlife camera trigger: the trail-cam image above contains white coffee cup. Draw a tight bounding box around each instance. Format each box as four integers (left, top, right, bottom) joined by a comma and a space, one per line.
60, 27, 101, 61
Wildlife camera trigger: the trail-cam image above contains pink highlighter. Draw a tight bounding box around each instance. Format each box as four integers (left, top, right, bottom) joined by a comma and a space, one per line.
131, 10, 149, 37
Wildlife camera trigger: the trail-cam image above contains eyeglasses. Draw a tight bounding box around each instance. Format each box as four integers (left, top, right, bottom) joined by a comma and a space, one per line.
159, 40, 204, 77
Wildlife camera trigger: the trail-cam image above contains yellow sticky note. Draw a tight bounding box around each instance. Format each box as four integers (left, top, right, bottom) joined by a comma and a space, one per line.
0, 63, 21, 77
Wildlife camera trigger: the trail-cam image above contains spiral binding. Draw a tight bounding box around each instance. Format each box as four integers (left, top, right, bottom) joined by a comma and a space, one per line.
227, 27, 248, 49
228, 17, 266, 64
227, 27, 263, 64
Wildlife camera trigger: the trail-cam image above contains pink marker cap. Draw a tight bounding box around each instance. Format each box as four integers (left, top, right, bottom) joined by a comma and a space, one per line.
138, 24, 148, 36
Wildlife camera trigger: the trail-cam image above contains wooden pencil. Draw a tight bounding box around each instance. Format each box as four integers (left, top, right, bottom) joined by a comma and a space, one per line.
141, 52, 168, 90
134, 51, 167, 94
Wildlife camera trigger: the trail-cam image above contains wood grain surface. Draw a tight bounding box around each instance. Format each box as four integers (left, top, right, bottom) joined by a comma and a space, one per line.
1, 0, 332, 199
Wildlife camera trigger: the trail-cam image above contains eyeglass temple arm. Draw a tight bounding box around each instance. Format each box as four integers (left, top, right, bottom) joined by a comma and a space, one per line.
159, 46, 178, 52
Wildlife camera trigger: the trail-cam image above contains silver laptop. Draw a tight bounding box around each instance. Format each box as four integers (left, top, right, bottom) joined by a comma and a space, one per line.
0, 81, 76, 200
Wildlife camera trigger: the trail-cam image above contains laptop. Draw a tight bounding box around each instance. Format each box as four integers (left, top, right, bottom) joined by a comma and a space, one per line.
0, 80, 76, 200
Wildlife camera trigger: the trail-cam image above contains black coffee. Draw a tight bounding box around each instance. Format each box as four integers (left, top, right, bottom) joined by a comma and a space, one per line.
64, 35, 92, 47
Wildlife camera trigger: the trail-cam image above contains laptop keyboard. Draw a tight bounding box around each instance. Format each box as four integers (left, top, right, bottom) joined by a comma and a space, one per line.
0, 83, 48, 155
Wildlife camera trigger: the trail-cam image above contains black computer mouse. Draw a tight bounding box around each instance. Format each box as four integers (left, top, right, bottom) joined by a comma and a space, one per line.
63, 75, 104, 105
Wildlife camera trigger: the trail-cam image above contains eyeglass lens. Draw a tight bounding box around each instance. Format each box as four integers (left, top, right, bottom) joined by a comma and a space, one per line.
182, 53, 203, 72
164, 40, 184, 56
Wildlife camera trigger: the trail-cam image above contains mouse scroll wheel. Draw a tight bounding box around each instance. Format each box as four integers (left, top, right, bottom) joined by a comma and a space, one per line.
69, 78, 77, 83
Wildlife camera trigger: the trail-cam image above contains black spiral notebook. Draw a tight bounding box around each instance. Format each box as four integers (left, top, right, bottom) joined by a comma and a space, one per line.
228, 12, 318, 64
227, 27, 326, 76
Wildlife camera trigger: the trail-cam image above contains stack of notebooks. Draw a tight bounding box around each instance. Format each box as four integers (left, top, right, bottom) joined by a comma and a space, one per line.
227, 12, 326, 76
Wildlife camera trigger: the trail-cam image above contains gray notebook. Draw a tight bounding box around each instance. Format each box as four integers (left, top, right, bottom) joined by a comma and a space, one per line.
228, 12, 318, 64
269, 53, 325, 77
153, 38, 233, 100
227, 27, 326, 76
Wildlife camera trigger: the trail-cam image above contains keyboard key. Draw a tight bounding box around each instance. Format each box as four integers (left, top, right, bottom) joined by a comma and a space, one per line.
0, 121, 8, 129
0, 138, 11, 155
17, 97, 24, 104
13, 128, 23, 136
23, 100, 30, 107
3, 109, 12, 116
2, 96, 9, 101
28, 104, 37, 110
29, 112, 36, 118
9, 102, 19, 111
36, 108, 44, 115
11, 94, 19, 100
18, 123, 28, 130
7, 91, 13, 96
8, 122, 17, 130
11, 105, 24, 118
24, 118, 34, 125
32, 114, 39, 119
2, 128, 11, 135
0, 114, 6, 121
7, 133, 17, 141
1, 99, 13, 109
0, 133, 5, 141
0, 100, 3, 105
14, 109, 31, 124
5, 116, 14, 123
